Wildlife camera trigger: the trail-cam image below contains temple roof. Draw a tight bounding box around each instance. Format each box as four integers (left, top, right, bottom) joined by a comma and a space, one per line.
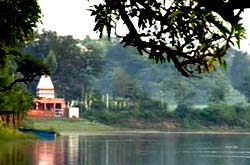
37, 75, 54, 89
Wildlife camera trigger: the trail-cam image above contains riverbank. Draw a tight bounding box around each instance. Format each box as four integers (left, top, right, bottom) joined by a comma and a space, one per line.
59, 130, 250, 136
23, 118, 116, 132
23, 118, 250, 135
0, 126, 37, 142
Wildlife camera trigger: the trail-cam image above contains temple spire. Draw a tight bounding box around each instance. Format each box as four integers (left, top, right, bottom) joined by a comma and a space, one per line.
36, 75, 55, 98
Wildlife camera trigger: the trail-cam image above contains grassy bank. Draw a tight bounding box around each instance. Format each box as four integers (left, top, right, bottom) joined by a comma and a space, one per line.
23, 115, 250, 134
0, 126, 37, 141
23, 118, 116, 132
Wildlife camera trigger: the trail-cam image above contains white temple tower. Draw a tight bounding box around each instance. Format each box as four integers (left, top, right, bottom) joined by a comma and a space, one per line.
36, 75, 55, 98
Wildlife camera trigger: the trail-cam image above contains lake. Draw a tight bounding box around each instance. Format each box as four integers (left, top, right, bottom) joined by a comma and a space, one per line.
1, 132, 250, 165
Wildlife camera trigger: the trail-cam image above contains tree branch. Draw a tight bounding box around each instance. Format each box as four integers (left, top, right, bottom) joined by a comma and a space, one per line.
195, 0, 250, 9
0, 77, 33, 92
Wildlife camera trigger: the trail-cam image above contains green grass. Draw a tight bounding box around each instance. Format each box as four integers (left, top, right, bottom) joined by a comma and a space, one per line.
0, 126, 37, 141
23, 118, 116, 132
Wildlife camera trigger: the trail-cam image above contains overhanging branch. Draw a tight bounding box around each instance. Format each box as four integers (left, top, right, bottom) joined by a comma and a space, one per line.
0, 77, 34, 92
195, 0, 250, 9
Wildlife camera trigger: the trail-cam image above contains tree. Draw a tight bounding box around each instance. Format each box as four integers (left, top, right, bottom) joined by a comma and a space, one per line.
0, 62, 33, 126
209, 77, 229, 103
113, 70, 131, 97
229, 52, 250, 102
113, 70, 145, 100
0, 55, 49, 92
22, 31, 106, 100
173, 80, 197, 105
0, 0, 49, 91
45, 49, 58, 75
0, 0, 41, 66
90, 0, 247, 76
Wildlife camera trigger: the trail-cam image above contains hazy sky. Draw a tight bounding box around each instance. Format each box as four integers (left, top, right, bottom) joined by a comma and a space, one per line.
37, 0, 250, 52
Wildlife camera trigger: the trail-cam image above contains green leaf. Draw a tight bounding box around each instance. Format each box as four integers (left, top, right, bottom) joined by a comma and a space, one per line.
234, 23, 246, 49
168, 10, 184, 23
206, 14, 230, 36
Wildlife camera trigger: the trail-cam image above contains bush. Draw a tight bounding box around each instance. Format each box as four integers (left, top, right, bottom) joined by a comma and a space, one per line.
203, 103, 237, 126
174, 103, 194, 119
84, 110, 127, 124
84, 102, 250, 129
172, 103, 247, 128
0, 126, 37, 141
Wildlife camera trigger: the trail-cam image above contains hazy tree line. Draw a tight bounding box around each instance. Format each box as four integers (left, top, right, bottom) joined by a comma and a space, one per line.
19, 31, 250, 128
23, 31, 245, 104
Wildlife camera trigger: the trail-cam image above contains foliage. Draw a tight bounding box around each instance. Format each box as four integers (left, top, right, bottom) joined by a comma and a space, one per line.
0, 126, 37, 141
82, 101, 250, 129
0, 62, 33, 122
173, 80, 197, 105
44, 49, 58, 74
84, 104, 169, 124
0, 0, 41, 68
172, 103, 250, 129
113, 70, 131, 97
112, 70, 145, 101
228, 51, 250, 102
0, 0, 50, 92
20, 32, 250, 131
0, 86, 32, 114
207, 70, 230, 103
21, 31, 106, 100
22, 32, 249, 106
90, 0, 246, 76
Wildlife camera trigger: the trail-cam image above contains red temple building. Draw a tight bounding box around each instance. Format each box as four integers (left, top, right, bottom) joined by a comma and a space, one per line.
28, 75, 66, 118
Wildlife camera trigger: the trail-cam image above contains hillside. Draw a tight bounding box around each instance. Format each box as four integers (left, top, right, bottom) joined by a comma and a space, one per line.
21, 31, 249, 108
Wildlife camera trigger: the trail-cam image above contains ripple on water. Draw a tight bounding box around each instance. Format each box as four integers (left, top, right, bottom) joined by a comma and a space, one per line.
181, 145, 250, 159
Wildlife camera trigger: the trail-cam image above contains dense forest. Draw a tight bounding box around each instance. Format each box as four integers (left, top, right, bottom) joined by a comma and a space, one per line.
21, 31, 247, 105
18, 31, 250, 129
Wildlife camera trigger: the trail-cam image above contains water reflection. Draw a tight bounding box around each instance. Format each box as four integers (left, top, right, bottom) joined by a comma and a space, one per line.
0, 142, 31, 165
32, 140, 65, 165
1, 133, 250, 165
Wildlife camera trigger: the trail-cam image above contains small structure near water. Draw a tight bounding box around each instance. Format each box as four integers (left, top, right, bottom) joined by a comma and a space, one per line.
68, 107, 80, 118
28, 75, 66, 118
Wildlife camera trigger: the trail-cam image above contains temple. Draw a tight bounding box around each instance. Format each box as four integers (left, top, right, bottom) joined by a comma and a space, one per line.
28, 75, 66, 118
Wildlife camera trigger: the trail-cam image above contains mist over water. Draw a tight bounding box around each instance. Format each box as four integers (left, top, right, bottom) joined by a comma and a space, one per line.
1, 133, 250, 165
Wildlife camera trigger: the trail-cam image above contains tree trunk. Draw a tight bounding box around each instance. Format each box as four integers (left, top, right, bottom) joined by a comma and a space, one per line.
13, 113, 15, 127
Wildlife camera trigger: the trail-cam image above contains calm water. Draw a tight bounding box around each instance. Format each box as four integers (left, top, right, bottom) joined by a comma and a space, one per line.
1, 132, 250, 165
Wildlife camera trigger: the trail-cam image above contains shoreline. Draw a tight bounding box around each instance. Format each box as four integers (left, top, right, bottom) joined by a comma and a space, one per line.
59, 130, 250, 136
24, 118, 250, 136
